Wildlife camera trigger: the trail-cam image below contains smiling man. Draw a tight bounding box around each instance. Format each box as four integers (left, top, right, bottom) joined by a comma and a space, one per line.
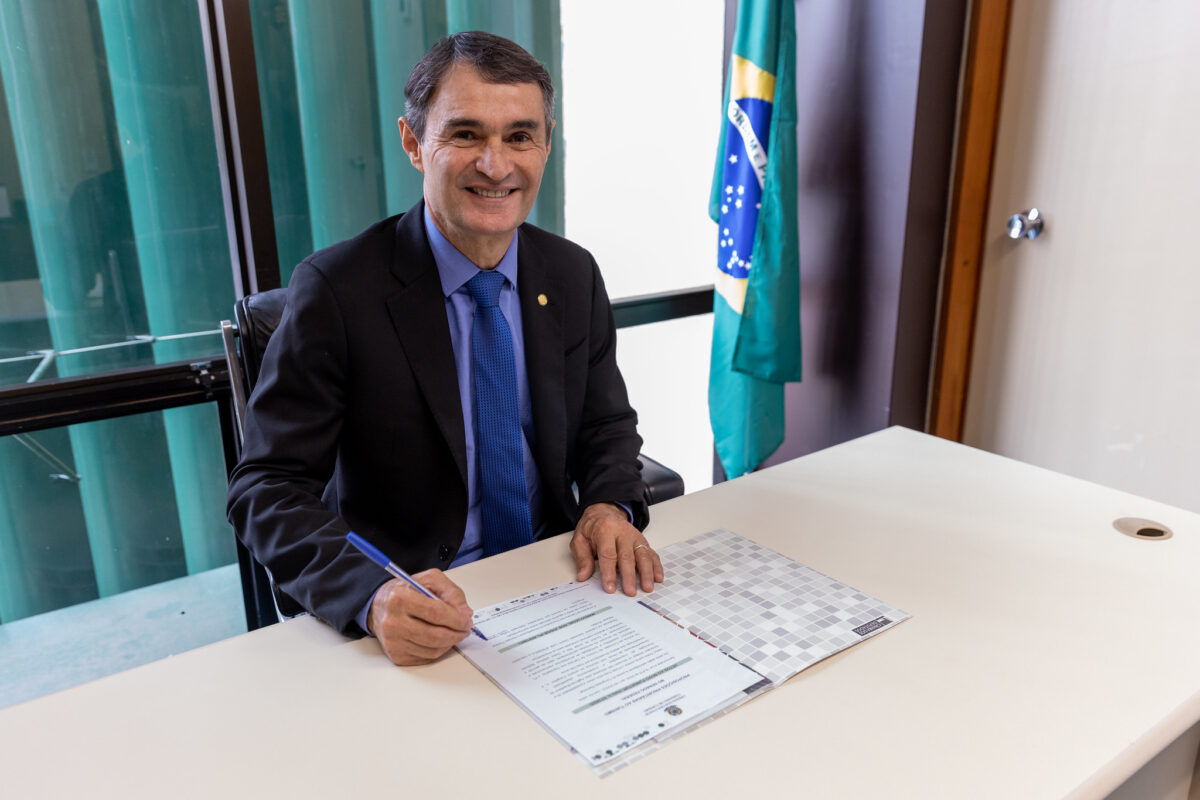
227, 32, 660, 666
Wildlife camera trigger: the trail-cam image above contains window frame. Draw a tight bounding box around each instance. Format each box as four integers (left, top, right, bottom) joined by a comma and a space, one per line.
0, 0, 717, 630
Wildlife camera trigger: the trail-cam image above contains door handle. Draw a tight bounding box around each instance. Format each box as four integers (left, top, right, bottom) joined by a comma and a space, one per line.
1007, 208, 1044, 240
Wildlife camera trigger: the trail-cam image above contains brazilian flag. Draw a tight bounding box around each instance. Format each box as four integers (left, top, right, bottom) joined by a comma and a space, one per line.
708, 0, 801, 479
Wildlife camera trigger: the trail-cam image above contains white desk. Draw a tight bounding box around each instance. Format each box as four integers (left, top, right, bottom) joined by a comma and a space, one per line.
2, 428, 1198, 798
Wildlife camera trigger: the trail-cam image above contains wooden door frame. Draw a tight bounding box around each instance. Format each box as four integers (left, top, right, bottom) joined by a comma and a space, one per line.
928, 0, 1014, 441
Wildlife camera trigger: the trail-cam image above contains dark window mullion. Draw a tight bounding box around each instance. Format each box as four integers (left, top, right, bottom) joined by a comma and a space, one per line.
612, 286, 715, 329
200, 0, 281, 298
0, 360, 232, 437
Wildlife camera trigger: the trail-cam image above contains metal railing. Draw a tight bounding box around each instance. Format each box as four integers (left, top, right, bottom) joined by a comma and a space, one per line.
0, 330, 223, 382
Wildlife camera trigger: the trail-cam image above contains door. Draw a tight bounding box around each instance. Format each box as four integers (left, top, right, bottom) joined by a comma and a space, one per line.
963, 0, 1200, 513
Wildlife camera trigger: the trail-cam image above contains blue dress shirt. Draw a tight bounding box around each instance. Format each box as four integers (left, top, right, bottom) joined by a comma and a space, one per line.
355, 209, 544, 633
425, 207, 546, 563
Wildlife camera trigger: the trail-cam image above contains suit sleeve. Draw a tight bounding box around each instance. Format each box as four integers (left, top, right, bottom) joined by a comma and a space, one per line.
226, 261, 386, 635
571, 259, 650, 530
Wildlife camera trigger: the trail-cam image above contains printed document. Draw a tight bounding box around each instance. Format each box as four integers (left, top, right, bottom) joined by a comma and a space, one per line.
457, 528, 910, 773
457, 579, 768, 768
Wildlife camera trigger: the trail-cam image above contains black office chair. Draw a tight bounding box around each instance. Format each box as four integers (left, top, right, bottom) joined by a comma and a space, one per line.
221, 288, 685, 629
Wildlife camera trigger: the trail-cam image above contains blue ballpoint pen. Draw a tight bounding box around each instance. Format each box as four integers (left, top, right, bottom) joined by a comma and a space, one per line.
346, 531, 486, 640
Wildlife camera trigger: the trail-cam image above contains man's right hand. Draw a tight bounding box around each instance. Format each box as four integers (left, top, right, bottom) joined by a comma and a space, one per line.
367, 570, 474, 666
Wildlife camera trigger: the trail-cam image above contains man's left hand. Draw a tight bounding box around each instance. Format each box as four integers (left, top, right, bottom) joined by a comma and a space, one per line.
570, 502, 664, 596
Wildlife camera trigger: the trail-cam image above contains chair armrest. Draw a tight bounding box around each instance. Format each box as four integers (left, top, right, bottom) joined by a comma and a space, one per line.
638, 453, 685, 505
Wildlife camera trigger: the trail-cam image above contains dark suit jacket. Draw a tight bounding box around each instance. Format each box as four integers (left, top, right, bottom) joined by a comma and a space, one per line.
226, 202, 647, 634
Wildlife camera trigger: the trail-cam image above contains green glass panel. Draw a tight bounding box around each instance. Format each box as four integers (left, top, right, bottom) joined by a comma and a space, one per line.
248, 0, 311, 285
0, 1, 147, 367
0, 0, 185, 601
69, 414, 187, 596
370, 0, 446, 217
0, 52, 53, 370
96, 0, 235, 575
162, 405, 235, 574
0, 430, 95, 623
288, 0, 386, 249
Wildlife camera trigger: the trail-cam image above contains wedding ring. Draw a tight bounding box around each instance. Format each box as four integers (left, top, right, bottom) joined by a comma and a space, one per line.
633, 544, 649, 552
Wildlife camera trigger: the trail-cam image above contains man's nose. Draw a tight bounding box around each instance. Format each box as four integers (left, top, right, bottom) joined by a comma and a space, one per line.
475, 139, 511, 179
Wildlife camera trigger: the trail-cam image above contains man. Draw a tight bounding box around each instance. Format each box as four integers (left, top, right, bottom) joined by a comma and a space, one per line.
227, 31, 661, 666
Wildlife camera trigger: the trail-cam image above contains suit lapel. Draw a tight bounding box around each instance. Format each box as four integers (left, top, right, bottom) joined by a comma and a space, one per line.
385, 204, 468, 487
517, 228, 566, 500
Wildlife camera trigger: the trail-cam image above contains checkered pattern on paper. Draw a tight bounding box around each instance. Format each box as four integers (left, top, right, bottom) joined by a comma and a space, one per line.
641, 528, 909, 687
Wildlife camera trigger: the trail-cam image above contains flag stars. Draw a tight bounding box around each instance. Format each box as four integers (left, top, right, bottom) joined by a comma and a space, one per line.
721, 204, 729, 214
737, 185, 745, 195
725, 185, 733, 195
729, 154, 739, 164
723, 228, 729, 236
735, 199, 743, 208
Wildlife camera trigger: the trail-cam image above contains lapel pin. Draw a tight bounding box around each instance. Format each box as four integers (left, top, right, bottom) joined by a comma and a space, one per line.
537, 293, 548, 306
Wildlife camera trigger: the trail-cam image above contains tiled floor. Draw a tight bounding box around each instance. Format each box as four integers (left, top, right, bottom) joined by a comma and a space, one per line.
0, 564, 247, 709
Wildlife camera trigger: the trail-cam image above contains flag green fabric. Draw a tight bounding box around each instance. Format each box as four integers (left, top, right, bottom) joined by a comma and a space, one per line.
708, 0, 801, 479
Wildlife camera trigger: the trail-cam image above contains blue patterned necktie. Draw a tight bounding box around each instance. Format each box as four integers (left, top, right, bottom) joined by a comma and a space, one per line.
466, 270, 533, 556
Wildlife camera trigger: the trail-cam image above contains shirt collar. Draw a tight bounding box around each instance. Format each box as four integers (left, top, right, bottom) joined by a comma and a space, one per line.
424, 205, 519, 298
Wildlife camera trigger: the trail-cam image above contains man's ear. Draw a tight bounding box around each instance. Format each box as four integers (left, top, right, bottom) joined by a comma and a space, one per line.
398, 117, 424, 172
546, 119, 556, 157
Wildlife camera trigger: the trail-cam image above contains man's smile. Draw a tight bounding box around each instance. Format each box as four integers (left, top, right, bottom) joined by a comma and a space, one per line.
469, 187, 515, 198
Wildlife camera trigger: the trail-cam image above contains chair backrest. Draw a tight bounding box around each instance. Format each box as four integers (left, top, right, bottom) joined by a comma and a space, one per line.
220, 288, 291, 630
220, 288, 288, 446
234, 288, 288, 393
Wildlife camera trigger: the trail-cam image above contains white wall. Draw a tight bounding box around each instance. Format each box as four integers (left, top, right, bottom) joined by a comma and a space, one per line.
560, 0, 725, 493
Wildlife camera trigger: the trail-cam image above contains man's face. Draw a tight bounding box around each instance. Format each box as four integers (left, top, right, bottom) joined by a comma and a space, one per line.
400, 65, 552, 264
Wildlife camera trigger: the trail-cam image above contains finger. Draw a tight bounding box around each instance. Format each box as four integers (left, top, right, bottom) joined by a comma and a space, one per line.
404, 593, 473, 633
385, 635, 443, 663
379, 631, 455, 666
390, 582, 472, 632
400, 621, 470, 654
617, 535, 639, 597
412, 569, 471, 612
570, 531, 596, 581
376, 606, 470, 654
373, 617, 464, 666
633, 544, 658, 593
593, 531, 620, 593
374, 588, 469, 643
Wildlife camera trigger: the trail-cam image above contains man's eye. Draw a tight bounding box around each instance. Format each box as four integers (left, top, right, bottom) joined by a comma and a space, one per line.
451, 130, 476, 140
510, 132, 533, 143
